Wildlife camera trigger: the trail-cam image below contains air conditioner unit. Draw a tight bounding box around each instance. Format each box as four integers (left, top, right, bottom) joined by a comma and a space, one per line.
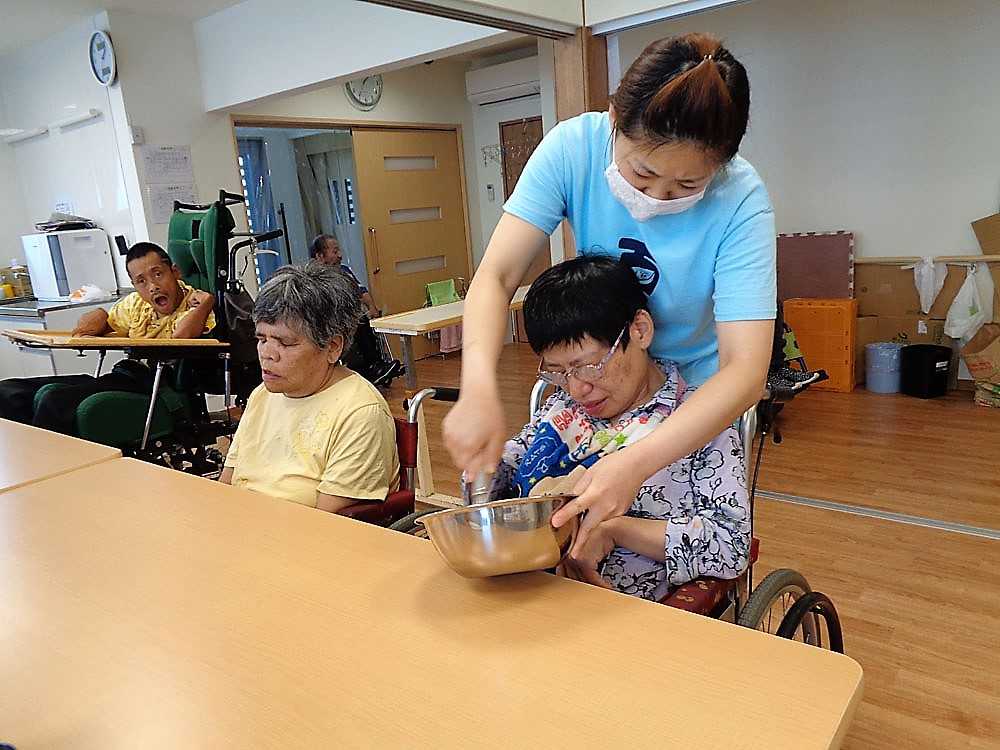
465, 56, 540, 106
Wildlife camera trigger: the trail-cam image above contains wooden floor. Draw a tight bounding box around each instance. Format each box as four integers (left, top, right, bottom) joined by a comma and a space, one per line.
756, 388, 1000, 530
386, 343, 1000, 750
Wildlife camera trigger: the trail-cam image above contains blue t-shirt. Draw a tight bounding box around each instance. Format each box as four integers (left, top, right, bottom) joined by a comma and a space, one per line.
503, 111, 776, 386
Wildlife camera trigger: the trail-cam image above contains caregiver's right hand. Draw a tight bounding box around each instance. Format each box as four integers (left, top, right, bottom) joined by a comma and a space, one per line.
442, 390, 506, 476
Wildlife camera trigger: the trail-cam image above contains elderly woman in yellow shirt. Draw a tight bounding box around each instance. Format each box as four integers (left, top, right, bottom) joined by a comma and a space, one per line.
221, 263, 400, 514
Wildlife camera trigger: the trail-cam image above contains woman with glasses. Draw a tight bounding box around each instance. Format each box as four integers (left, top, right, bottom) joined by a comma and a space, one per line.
443, 34, 774, 555
484, 256, 750, 599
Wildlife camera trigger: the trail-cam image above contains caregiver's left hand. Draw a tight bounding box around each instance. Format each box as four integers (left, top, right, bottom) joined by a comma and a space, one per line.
551, 450, 644, 556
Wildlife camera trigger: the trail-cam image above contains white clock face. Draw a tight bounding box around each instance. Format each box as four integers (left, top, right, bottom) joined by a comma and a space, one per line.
345, 75, 383, 111
89, 31, 116, 87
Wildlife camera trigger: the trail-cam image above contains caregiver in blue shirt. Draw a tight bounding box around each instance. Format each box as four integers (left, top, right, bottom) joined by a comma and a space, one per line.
444, 33, 776, 552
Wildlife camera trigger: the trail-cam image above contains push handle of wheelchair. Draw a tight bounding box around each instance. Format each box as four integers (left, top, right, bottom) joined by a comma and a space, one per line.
404, 386, 460, 424
232, 229, 283, 244
173, 200, 212, 212
219, 189, 245, 206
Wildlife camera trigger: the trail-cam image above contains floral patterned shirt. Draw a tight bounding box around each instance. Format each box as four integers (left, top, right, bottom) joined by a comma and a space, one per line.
493, 361, 751, 601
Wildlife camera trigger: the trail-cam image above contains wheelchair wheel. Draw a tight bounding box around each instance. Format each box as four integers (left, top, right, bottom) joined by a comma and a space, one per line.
388, 509, 438, 539
738, 569, 818, 644
777, 591, 845, 653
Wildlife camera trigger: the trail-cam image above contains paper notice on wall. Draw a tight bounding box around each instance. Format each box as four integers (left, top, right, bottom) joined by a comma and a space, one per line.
140, 145, 194, 184
148, 183, 196, 224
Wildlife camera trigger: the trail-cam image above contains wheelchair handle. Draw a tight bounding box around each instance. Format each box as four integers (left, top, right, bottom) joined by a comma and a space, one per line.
405, 386, 459, 423
253, 229, 283, 243
219, 189, 245, 205
173, 200, 212, 212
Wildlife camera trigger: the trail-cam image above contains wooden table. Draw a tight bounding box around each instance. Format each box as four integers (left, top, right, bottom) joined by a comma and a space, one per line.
0, 458, 863, 748
370, 285, 529, 391
0, 418, 120, 492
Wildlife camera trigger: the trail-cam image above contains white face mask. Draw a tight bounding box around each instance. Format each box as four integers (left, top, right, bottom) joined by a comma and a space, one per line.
604, 134, 708, 221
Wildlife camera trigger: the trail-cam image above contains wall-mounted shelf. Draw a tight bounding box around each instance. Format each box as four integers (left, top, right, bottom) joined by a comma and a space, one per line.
856, 255, 1000, 265
50, 108, 102, 130
2, 108, 103, 146
3, 127, 49, 145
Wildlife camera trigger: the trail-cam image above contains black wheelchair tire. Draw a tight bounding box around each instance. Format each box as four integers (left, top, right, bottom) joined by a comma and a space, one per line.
776, 591, 845, 653
388, 509, 438, 536
737, 568, 812, 635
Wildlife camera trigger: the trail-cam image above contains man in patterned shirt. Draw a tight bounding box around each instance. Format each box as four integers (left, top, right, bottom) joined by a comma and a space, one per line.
0, 242, 215, 435
489, 256, 751, 601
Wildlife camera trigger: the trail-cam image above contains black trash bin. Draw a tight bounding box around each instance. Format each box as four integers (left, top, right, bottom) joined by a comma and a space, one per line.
900, 344, 952, 399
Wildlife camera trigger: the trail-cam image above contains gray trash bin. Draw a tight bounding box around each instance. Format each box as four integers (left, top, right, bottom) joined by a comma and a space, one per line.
866, 342, 904, 394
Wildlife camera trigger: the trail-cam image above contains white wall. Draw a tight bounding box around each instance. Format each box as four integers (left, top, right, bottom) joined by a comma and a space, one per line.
107, 10, 245, 253
469, 95, 542, 264
195, 0, 512, 111
0, 16, 140, 283
0, 98, 30, 263
615, 0, 1000, 258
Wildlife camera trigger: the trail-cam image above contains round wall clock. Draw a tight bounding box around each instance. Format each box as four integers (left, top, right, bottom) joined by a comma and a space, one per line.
89, 30, 117, 87
345, 75, 383, 111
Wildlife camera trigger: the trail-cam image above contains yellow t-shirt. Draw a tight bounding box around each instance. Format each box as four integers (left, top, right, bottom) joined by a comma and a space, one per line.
224, 372, 400, 508
106, 281, 216, 338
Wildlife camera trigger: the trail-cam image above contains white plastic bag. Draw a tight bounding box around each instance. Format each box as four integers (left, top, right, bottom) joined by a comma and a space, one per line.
909, 257, 947, 314
68, 284, 108, 303
944, 263, 995, 340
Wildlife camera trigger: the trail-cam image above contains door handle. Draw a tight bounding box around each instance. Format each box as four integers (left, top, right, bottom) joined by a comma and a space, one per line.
368, 226, 381, 274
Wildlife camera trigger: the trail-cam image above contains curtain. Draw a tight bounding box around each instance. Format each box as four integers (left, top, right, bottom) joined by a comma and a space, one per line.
236, 138, 282, 284
293, 142, 356, 257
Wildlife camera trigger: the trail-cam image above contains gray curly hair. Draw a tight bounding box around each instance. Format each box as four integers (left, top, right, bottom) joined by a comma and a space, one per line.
253, 262, 365, 352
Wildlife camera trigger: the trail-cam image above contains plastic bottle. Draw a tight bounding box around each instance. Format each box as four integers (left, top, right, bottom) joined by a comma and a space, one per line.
9, 259, 32, 298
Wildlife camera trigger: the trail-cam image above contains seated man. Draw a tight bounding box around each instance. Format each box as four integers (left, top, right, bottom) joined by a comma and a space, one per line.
309, 233, 401, 386
0, 242, 215, 435
490, 256, 751, 601
220, 263, 400, 514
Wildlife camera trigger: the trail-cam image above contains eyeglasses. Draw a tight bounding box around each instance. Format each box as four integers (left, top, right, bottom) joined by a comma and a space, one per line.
537, 326, 627, 387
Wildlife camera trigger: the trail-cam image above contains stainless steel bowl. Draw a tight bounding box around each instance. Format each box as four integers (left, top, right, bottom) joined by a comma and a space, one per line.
417, 495, 578, 578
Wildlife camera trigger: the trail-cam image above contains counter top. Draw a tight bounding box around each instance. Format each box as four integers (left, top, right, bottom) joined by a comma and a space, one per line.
0, 294, 122, 318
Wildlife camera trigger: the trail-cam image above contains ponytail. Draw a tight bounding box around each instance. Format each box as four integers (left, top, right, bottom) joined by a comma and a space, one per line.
611, 33, 750, 161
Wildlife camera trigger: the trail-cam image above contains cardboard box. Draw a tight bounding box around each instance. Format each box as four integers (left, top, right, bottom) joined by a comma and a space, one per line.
874, 315, 947, 346
855, 263, 972, 319
962, 323, 1000, 385
855, 315, 879, 384
972, 213, 1000, 256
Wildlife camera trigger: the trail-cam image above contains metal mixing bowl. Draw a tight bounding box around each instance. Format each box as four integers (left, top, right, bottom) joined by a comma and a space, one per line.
417, 494, 579, 578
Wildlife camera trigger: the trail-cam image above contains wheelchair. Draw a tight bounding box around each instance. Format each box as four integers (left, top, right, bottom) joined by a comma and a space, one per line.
32, 190, 278, 475
390, 380, 845, 653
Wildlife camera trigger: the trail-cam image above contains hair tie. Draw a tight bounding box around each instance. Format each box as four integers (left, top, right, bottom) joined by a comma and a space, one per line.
703, 53, 714, 61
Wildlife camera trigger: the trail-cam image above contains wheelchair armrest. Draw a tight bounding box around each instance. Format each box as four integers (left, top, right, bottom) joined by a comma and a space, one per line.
658, 538, 759, 615
335, 489, 415, 527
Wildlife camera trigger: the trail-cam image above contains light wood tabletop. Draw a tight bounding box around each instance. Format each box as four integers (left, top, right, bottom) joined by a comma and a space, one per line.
370, 285, 529, 335
1, 458, 863, 749
0, 418, 121, 492
2, 329, 227, 349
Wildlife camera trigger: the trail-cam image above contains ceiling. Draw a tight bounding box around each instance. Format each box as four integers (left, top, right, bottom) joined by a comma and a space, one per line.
1, 0, 244, 57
